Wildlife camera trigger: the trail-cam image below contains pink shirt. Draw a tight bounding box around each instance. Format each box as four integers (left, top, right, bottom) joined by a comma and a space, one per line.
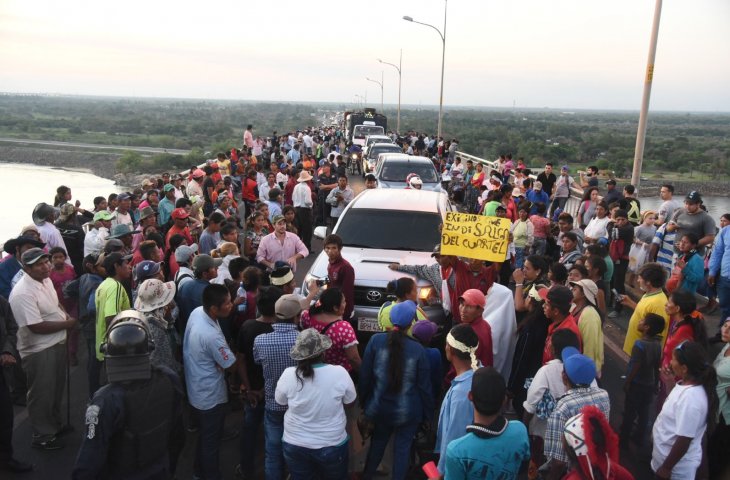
255, 231, 309, 272
49, 264, 78, 317
300, 311, 358, 371
530, 215, 551, 239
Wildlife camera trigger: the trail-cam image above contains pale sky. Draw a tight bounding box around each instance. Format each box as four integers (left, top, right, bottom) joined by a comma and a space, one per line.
1, 0, 729, 111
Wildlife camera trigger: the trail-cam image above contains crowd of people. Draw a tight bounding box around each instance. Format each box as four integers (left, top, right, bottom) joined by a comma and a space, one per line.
0, 123, 728, 480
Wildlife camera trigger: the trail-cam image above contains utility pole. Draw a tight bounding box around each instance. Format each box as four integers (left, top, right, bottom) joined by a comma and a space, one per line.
631, 0, 663, 192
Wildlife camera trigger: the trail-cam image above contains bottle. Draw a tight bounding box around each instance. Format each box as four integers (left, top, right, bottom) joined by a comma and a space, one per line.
237, 282, 247, 314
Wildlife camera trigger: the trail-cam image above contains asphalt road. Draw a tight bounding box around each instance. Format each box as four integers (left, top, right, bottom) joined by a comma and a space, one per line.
6, 172, 724, 479
0, 137, 190, 155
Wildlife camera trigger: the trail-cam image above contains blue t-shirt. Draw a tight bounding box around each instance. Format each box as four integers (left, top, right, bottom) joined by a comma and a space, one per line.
444, 420, 529, 479
183, 306, 236, 410
199, 229, 221, 256
436, 370, 474, 472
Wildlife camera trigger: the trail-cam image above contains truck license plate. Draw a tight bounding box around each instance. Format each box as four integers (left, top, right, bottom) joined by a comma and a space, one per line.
357, 317, 381, 333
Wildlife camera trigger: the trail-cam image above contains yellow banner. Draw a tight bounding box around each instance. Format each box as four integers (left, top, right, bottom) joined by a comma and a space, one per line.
441, 212, 511, 262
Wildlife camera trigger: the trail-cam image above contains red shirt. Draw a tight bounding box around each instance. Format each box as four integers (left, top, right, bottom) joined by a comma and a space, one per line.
49, 265, 78, 317
165, 225, 193, 249
242, 178, 258, 202
327, 256, 355, 321
661, 319, 696, 369
470, 317, 494, 367
543, 314, 582, 364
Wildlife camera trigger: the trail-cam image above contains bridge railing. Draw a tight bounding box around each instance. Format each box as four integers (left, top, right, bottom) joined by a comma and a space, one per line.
455, 150, 584, 219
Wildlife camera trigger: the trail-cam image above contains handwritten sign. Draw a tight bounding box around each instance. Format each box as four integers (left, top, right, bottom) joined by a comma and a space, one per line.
441, 212, 511, 262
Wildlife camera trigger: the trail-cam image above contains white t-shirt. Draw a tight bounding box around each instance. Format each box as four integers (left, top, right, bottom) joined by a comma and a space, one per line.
651, 383, 708, 478
275, 364, 356, 449
111, 210, 134, 230
8, 275, 67, 358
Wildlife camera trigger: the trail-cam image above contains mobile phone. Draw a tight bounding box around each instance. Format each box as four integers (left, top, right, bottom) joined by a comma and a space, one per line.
611, 288, 623, 302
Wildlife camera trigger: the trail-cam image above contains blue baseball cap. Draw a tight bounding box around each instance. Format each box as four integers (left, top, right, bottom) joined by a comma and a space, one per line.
561, 346, 596, 386
390, 300, 418, 329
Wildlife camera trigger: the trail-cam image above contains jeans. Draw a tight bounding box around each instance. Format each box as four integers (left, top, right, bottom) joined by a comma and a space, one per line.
264, 409, 286, 480
282, 440, 348, 480
194, 403, 227, 480
612, 261, 628, 312
716, 275, 730, 328
239, 401, 265, 472
514, 247, 527, 269
363, 421, 419, 480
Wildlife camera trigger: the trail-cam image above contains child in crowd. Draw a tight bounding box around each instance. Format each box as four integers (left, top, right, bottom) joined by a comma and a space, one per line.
435, 324, 480, 473
443, 367, 530, 479
666, 232, 704, 295
48, 246, 79, 365
412, 320, 443, 401
607, 209, 634, 318
619, 312, 665, 445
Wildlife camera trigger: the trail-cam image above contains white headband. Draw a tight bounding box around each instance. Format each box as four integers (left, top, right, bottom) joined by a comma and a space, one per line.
447, 331, 479, 370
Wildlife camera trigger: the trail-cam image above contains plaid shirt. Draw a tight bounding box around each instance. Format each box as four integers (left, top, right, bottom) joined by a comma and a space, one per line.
253, 323, 298, 411
544, 387, 610, 464
395, 263, 446, 297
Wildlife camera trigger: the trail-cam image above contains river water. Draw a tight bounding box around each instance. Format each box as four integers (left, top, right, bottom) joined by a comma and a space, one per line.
1, 162, 729, 246
0, 163, 123, 244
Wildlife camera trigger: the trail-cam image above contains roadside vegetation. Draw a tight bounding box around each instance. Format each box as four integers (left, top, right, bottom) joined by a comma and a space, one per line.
0, 95, 728, 177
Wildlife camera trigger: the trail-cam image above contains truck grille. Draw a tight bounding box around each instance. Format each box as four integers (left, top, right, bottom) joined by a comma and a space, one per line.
354, 286, 393, 308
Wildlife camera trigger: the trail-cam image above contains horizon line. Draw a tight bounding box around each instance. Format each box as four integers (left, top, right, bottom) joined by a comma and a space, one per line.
1, 91, 729, 116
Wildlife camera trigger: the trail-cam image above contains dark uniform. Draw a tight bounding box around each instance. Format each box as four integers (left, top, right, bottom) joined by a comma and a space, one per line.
72, 313, 184, 480
73, 365, 183, 480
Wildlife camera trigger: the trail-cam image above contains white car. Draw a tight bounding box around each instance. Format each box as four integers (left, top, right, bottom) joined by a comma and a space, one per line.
362, 134, 394, 157
303, 189, 453, 338
362, 142, 403, 175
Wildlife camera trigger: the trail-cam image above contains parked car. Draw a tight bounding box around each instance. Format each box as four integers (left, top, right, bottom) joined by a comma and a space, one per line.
303, 188, 453, 341
374, 155, 443, 191
362, 142, 403, 175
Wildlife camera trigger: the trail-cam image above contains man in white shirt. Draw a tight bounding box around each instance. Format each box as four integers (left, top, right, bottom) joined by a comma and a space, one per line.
326, 176, 354, 232
259, 173, 278, 203
32, 203, 71, 265
292, 171, 314, 251
656, 184, 680, 227
110, 193, 134, 230
9, 248, 76, 450
84, 210, 113, 256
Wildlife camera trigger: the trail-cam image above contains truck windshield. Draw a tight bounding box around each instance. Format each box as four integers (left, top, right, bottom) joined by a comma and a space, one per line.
379, 162, 440, 183
354, 125, 385, 139
335, 209, 442, 252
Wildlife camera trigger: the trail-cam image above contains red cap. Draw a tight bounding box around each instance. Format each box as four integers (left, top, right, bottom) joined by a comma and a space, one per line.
211, 163, 219, 169
171, 208, 189, 220
537, 287, 550, 301
458, 289, 486, 308
192, 169, 205, 178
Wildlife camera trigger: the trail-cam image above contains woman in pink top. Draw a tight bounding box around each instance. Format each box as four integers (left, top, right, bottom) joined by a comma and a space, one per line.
530, 202, 551, 256
300, 287, 361, 372
48, 246, 79, 365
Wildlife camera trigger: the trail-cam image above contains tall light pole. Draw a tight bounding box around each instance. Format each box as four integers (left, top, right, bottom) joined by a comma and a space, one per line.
631, 0, 663, 191
403, 0, 447, 140
378, 50, 402, 134
366, 73, 384, 112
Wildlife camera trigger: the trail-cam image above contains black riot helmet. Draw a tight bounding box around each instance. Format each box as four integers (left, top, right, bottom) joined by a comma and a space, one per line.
101, 310, 155, 383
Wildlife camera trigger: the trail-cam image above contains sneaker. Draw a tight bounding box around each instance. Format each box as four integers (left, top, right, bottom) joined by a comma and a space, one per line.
607, 310, 619, 319
31, 437, 64, 450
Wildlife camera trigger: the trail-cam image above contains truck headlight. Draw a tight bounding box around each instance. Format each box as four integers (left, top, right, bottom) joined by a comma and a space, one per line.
418, 286, 441, 306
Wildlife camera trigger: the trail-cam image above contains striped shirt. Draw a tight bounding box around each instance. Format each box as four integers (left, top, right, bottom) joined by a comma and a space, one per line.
545, 387, 610, 464
652, 224, 676, 277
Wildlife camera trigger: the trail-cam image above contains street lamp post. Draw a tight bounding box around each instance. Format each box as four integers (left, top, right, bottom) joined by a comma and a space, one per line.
378, 50, 402, 134
403, 0, 447, 141
366, 73, 384, 112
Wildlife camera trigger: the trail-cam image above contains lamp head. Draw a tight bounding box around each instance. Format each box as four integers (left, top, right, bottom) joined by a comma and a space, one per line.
403, 15, 413, 21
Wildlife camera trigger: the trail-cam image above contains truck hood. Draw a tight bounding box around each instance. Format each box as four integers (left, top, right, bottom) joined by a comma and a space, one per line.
308, 247, 437, 288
